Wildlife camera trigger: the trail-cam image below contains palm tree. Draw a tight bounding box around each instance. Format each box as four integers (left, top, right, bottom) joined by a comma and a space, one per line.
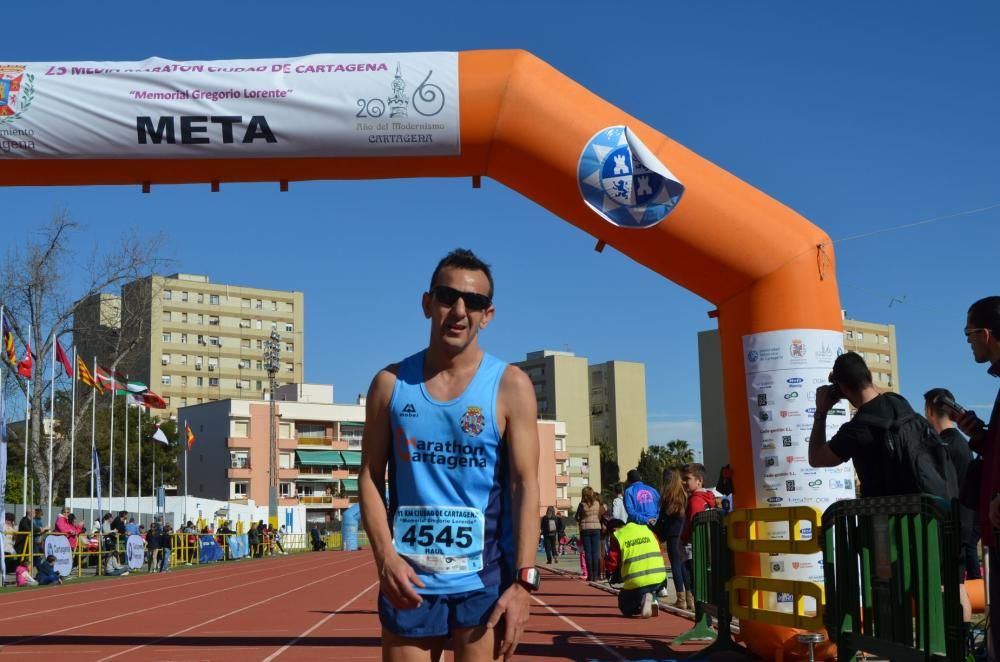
665, 439, 695, 466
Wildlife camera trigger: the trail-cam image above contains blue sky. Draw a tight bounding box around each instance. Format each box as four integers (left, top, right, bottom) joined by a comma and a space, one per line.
2, 2, 999, 457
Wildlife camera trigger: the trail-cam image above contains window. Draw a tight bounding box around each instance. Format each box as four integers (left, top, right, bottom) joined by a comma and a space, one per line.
233, 419, 250, 437
181, 291, 189, 302
279, 482, 292, 498
286, 362, 294, 373
181, 333, 188, 344
857, 332, 864, 341
255, 319, 262, 330
256, 360, 263, 370
179, 354, 188, 365
195, 357, 203, 369
255, 299, 263, 310
557, 486, 567, 499
285, 323, 293, 333
554, 436, 565, 451
241, 298, 251, 308
179, 397, 187, 407
161, 375, 171, 385
197, 314, 204, 325
256, 339, 263, 349
208, 336, 220, 346
238, 359, 251, 369
180, 376, 188, 386
162, 290, 172, 300
196, 377, 204, 386
161, 353, 170, 366
241, 339, 251, 349
845, 330, 854, 340
240, 318, 251, 329
279, 452, 293, 469
208, 357, 218, 368
197, 334, 205, 345
197, 292, 204, 303
881, 335, 889, 344
285, 301, 294, 312
162, 311, 171, 322
271, 300, 278, 311
256, 380, 263, 390
209, 377, 220, 387
279, 422, 292, 439
231, 481, 248, 498
883, 354, 891, 364
210, 294, 220, 305
230, 450, 249, 469
162, 332, 171, 343
271, 321, 278, 331
237, 379, 250, 390
285, 343, 294, 352
209, 315, 219, 326
181, 312, 188, 323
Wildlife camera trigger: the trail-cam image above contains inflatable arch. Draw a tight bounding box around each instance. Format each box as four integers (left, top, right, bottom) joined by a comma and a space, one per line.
1, 49, 845, 658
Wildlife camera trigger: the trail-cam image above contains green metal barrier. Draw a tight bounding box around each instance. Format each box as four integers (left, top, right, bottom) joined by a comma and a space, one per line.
674, 509, 742, 654
822, 495, 965, 662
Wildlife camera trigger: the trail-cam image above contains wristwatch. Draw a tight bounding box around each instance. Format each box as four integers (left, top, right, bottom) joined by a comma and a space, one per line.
517, 566, 541, 591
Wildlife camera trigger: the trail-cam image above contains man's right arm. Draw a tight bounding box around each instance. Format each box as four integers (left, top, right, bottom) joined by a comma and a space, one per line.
808, 386, 846, 468
358, 367, 424, 609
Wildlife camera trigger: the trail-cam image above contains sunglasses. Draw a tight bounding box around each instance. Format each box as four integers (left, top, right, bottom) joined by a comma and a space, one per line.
964, 328, 987, 338
430, 285, 492, 312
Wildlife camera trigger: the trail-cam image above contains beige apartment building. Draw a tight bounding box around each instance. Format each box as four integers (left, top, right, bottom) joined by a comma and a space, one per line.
76, 273, 304, 418
590, 360, 649, 478
180, 384, 579, 525
514, 351, 601, 494
842, 318, 899, 393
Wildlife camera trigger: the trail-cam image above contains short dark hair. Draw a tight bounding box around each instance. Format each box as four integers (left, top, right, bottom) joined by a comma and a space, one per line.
968, 296, 1000, 336
626, 469, 642, 484
429, 248, 494, 300
681, 463, 707, 481
829, 351, 873, 392
923, 387, 955, 417
614, 484, 624, 495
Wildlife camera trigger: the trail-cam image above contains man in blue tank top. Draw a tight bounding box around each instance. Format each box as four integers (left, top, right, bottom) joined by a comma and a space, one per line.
359, 249, 541, 661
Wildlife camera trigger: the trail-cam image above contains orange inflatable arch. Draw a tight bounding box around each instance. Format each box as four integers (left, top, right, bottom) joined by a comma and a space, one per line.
1, 49, 843, 659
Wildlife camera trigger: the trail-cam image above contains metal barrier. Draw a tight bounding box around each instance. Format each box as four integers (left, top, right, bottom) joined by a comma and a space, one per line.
673, 509, 742, 653
726, 506, 825, 631
822, 495, 965, 662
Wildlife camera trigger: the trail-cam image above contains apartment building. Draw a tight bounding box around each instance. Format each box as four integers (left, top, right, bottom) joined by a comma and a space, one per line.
841, 318, 899, 393
181, 384, 579, 526
589, 360, 649, 476
76, 273, 304, 418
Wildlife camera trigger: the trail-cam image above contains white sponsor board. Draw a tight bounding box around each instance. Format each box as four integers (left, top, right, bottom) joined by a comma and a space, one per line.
126, 534, 146, 569
743, 329, 853, 611
43, 535, 73, 577
0, 53, 459, 158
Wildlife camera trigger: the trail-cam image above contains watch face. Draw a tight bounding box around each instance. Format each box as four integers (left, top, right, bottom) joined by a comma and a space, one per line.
519, 567, 540, 589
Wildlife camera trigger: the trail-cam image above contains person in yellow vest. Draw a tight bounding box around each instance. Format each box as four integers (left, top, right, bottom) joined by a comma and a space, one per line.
604, 519, 667, 618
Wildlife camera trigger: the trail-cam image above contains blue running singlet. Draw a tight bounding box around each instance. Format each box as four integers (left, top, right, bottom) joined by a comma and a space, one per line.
387, 350, 514, 595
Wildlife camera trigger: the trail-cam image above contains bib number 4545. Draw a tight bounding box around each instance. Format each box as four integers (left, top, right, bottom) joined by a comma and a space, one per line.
399, 524, 473, 549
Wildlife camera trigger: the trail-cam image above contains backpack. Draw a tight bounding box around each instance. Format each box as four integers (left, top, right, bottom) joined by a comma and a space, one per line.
855, 393, 959, 500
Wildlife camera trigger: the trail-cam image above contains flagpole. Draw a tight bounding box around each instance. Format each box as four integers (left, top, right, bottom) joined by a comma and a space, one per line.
47, 335, 55, 525
108, 369, 115, 509
124, 387, 129, 513
89, 356, 97, 529
69, 347, 77, 512
22, 324, 31, 514
137, 404, 142, 517
184, 418, 188, 525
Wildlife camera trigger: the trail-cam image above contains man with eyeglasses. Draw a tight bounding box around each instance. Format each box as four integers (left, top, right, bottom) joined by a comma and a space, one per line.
955, 296, 1000, 656
359, 248, 540, 662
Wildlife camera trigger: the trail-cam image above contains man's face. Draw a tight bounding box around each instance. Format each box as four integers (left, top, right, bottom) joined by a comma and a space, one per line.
966, 315, 993, 364
422, 267, 495, 353
681, 472, 702, 494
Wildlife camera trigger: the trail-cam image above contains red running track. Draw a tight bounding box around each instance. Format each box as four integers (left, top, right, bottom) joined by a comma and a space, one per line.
0, 552, 723, 661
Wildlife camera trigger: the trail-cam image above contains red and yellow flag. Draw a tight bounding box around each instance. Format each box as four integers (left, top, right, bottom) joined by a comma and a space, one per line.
185, 423, 196, 451
76, 356, 105, 394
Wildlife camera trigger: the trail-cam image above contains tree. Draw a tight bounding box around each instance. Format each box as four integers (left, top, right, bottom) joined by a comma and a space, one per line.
635, 440, 696, 490
664, 439, 695, 467
2, 213, 169, 511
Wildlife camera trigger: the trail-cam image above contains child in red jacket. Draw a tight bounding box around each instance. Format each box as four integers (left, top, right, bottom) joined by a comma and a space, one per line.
679, 463, 716, 609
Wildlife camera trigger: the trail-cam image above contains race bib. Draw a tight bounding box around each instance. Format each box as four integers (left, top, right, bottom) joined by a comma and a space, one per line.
393, 506, 484, 574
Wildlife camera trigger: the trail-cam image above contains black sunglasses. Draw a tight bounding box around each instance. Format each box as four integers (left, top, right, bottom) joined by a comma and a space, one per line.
430, 285, 492, 312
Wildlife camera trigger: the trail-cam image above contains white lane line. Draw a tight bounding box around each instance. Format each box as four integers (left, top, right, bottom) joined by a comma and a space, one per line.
98, 561, 375, 661
261, 579, 379, 661
529, 594, 628, 662
0, 555, 323, 623
0, 555, 352, 650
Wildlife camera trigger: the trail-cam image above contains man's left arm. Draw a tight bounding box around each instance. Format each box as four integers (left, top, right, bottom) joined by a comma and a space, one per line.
486, 366, 540, 661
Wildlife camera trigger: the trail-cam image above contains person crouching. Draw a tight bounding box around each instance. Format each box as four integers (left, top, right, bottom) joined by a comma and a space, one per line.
604, 519, 667, 618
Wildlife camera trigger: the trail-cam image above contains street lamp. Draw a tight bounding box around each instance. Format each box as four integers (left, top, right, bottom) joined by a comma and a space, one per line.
263, 330, 281, 529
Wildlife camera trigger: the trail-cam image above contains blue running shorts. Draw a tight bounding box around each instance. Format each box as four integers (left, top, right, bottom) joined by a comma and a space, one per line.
378, 585, 501, 638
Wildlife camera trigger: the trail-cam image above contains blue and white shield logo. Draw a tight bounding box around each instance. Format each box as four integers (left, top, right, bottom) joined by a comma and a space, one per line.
578, 125, 684, 228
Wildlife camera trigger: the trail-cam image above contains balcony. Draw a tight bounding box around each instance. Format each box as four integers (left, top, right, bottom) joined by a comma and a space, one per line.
299, 495, 352, 509
554, 474, 570, 485
227, 467, 252, 479
555, 498, 571, 509
553, 450, 569, 461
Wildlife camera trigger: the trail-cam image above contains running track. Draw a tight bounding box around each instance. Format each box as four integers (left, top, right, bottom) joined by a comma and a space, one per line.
0, 552, 724, 660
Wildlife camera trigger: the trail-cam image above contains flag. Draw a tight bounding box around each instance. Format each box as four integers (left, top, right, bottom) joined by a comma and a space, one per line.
151, 425, 169, 446
186, 423, 196, 450
126, 393, 147, 408
76, 356, 105, 394
16, 342, 33, 378
0, 312, 16, 366
117, 381, 148, 396
140, 390, 167, 409
55, 340, 73, 378
95, 365, 124, 392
